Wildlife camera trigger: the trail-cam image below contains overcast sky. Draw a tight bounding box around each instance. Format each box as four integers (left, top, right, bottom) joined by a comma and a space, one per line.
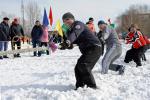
0, 0, 150, 25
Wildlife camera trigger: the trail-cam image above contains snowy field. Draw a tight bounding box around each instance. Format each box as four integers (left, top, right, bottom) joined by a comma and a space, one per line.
0, 42, 150, 100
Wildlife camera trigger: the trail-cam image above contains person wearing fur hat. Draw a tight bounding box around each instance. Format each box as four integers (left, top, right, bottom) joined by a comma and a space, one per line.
9, 18, 24, 58
60, 12, 102, 90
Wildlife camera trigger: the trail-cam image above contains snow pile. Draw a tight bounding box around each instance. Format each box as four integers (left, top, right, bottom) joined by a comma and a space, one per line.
0, 42, 150, 100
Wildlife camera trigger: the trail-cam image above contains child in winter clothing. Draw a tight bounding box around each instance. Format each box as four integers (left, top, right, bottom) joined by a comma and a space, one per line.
38, 25, 49, 56
124, 24, 146, 67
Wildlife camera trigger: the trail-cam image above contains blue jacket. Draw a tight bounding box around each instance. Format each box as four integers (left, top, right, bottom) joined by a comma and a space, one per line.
31, 25, 43, 41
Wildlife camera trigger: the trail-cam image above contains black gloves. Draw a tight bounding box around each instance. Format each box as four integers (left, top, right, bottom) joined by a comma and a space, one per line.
59, 40, 73, 50
59, 42, 68, 50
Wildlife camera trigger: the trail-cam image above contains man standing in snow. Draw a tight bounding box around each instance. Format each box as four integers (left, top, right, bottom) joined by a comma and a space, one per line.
0, 17, 10, 59
31, 20, 43, 57
10, 18, 24, 58
60, 12, 102, 89
97, 20, 125, 75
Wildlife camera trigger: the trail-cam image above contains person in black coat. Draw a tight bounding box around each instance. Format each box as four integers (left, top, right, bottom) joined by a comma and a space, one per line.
60, 12, 102, 90
0, 17, 10, 59
9, 18, 24, 57
31, 20, 43, 56
97, 30, 105, 55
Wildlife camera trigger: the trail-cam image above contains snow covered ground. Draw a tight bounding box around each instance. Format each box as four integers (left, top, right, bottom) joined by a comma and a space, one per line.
0, 42, 150, 100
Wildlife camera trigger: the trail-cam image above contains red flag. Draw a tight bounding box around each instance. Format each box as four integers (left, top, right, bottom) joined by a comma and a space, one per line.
49, 6, 53, 26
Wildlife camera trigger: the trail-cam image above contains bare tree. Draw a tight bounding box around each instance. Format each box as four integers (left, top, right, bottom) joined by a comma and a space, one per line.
0, 11, 16, 22
116, 4, 150, 37
25, 1, 41, 31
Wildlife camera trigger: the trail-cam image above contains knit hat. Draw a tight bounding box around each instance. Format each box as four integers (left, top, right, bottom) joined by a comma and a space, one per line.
35, 20, 40, 23
62, 12, 75, 20
3, 17, 9, 20
14, 18, 18, 22
89, 17, 94, 21
98, 20, 106, 26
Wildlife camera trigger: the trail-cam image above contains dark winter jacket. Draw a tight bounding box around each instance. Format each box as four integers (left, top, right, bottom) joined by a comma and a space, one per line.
97, 31, 105, 55
9, 23, 24, 40
31, 25, 43, 41
0, 21, 10, 41
66, 21, 101, 53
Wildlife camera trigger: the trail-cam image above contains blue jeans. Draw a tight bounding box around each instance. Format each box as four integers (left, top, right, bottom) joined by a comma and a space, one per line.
0, 41, 8, 51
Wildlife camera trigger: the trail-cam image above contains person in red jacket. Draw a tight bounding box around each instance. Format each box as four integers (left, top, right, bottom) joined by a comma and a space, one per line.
124, 24, 146, 67
86, 17, 96, 35
144, 36, 150, 48
141, 35, 150, 61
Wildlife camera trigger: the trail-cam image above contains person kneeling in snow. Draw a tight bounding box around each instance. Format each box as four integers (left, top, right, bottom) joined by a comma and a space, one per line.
60, 12, 102, 89
97, 20, 125, 75
124, 24, 146, 67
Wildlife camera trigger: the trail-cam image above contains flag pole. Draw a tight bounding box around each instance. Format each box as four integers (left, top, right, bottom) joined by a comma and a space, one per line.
21, 0, 25, 30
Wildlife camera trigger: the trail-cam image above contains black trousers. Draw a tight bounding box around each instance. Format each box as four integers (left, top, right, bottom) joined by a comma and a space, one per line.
11, 38, 21, 56
75, 45, 101, 89
11, 40, 21, 50
32, 40, 41, 56
38, 42, 49, 56
141, 45, 148, 61
124, 46, 144, 66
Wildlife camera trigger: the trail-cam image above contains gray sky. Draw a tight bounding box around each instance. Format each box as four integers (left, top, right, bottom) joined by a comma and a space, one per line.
0, 0, 150, 25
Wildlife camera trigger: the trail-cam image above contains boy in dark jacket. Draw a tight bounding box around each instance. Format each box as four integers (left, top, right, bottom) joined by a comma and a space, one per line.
60, 12, 102, 90
97, 30, 105, 55
0, 17, 10, 59
31, 20, 43, 56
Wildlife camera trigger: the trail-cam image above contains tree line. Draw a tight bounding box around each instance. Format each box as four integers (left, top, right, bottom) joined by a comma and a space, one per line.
116, 4, 150, 37
0, 1, 41, 37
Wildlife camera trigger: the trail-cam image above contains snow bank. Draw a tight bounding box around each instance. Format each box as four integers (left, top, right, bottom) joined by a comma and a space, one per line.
0, 42, 150, 100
